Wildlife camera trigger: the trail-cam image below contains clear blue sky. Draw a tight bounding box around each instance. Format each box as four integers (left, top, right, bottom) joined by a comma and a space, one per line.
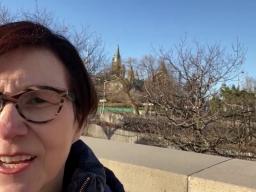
1, 0, 256, 78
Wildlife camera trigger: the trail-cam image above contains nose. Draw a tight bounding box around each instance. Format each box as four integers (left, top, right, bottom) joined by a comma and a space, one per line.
0, 103, 28, 140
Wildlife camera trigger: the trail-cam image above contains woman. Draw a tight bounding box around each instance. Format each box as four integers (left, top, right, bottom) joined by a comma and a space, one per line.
0, 21, 124, 192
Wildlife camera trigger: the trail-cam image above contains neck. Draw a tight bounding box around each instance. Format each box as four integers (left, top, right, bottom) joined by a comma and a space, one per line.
40, 167, 64, 192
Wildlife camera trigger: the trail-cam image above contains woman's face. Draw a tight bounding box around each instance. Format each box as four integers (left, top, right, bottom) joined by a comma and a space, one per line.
0, 47, 81, 192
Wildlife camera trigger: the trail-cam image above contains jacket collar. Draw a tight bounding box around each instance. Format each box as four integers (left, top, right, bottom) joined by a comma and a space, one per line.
62, 140, 106, 191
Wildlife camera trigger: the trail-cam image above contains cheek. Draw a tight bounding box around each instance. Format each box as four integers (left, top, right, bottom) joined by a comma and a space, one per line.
39, 106, 76, 148
34, 104, 79, 178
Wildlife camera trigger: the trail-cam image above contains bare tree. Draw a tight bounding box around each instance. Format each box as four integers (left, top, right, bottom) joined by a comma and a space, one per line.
142, 40, 245, 152
0, 3, 14, 24
0, 3, 106, 74
243, 75, 256, 92
72, 29, 106, 74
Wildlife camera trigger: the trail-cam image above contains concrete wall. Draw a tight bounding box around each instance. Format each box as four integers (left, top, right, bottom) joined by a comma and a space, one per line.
81, 136, 256, 192
85, 123, 142, 143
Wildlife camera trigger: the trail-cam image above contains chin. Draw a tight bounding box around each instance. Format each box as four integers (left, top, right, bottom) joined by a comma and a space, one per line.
0, 184, 35, 192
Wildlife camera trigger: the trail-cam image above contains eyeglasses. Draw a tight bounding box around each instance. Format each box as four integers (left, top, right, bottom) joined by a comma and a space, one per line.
0, 86, 74, 124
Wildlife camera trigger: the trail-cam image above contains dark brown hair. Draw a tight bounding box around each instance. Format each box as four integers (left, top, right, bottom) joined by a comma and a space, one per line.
0, 21, 98, 128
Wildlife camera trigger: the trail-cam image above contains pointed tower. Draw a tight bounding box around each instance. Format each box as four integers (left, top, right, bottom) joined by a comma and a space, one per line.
111, 46, 123, 77
154, 60, 171, 84
158, 60, 169, 76
127, 64, 135, 83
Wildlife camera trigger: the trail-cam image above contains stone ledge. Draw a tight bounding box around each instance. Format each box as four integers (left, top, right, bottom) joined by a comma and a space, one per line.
188, 159, 256, 192
81, 136, 256, 192
101, 159, 187, 192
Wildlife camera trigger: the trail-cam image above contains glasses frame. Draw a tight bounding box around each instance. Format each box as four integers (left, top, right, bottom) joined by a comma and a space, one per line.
0, 85, 74, 124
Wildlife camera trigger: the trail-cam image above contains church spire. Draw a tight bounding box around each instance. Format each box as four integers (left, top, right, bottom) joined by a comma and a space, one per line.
111, 45, 124, 78
116, 45, 120, 59
113, 45, 121, 62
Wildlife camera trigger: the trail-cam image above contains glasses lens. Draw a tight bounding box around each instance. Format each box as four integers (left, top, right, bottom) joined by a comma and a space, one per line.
18, 90, 63, 122
0, 96, 3, 111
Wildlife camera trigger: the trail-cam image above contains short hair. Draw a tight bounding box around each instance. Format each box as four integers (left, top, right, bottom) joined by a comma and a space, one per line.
0, 21, 98, 128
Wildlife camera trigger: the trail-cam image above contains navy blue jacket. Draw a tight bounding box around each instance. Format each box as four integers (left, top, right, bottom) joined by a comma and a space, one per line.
62, 140, 125, 192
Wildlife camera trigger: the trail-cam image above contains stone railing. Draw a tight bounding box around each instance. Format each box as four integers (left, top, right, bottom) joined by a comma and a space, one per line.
81, 136, 256, 192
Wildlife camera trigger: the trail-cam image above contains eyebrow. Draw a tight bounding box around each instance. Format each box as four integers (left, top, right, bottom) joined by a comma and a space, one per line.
25, 85, 67, 92
1, 85, 69, 97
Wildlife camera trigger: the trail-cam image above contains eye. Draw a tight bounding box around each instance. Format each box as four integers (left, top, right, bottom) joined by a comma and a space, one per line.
27, 97, 48, 105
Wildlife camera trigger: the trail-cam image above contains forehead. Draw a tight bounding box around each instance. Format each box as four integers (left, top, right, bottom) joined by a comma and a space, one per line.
0, 47, 69, 93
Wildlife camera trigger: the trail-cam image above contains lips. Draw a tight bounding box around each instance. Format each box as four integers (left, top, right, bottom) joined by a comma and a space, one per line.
0, 154, 36, 174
